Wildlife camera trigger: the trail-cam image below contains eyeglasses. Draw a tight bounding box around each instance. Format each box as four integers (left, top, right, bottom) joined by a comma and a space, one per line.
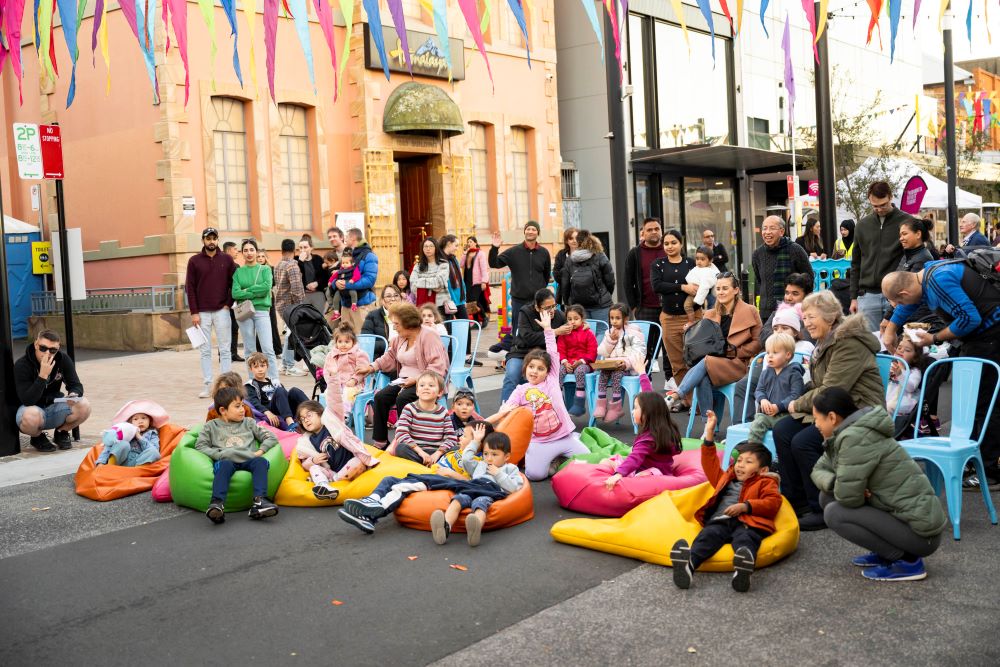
37, 344, 60, 354
382, 293, 401, 301
541, 304, 557, 313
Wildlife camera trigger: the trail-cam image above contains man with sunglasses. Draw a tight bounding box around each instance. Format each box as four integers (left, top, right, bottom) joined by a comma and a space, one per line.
14, 330, 91, 451
849, 181, 913, 331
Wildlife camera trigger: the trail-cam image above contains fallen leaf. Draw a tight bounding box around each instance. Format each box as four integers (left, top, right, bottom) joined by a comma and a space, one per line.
687, 647, 697, 654
407, 556, 419, 561
31, 507, 51, 512
449, 564, 469, 571
331, 600, 344, 606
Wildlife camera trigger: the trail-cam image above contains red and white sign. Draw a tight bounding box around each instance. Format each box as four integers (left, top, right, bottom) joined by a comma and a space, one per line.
39, 124, 64, 179
786, 175, 796, 199
807, 180, 819, 197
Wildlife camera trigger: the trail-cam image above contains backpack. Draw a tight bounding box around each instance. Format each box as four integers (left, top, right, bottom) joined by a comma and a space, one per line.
952, 247, 1000, 288
569, 259, 604, 307
683, 318, 726, 368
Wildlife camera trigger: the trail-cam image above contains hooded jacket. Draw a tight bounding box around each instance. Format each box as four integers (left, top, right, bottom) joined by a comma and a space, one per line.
792, 314, 884, 420
562, 249, 615, 309
695, 440, 782, 533
14, 343, 84, 409
850, 205, 913, 297
811, 407, 947, 538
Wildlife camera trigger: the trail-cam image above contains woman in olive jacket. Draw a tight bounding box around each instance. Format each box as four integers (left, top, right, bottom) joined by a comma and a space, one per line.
811, 386, 946, 582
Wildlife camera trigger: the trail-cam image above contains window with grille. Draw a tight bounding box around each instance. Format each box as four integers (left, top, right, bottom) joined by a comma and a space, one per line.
561, 165, 579, 200
747, 117, 770, 150
277, 104, 313, 231
511, 127, 531, 225
210, 97, 251, 231
469, 123, 492, 228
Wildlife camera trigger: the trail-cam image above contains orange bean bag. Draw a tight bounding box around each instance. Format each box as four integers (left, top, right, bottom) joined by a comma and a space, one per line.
394, 473, 534, 533
495, 407, 532, 466
74, 423, 187, 501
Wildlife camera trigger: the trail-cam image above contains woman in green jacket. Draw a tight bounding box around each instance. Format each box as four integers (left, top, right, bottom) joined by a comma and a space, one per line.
232, 239, 278, 381
811, 386, 946, 582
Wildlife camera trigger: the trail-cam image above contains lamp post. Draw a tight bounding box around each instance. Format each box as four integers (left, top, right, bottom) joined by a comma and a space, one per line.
943, 6, 959, 243
813, 2, 838, 253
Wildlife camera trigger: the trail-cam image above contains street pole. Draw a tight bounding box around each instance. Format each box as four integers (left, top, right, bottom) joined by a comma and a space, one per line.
603, 9, 631, 289
0, 164, 22, 455
54, 179, 75, 361
813, 2, 838, 253
943, 7, 959, 243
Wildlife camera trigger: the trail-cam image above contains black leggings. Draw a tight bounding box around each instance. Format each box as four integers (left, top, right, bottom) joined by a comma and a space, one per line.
371, 383, 418, 444
773, 417, 825, 513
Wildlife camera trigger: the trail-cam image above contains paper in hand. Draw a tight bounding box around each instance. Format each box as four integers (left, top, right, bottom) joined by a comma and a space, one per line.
186, 326, 209, 348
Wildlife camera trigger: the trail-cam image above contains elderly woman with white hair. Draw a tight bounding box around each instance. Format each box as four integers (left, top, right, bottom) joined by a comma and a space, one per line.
772, 290, 885, 532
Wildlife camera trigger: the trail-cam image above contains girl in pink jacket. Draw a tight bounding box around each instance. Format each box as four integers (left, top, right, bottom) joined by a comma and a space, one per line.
594, 304, 646, 424
322, 326, 371, 413
487, 309, 588, 481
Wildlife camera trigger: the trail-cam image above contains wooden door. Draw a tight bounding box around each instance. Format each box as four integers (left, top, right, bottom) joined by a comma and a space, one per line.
399, 159, 432, 271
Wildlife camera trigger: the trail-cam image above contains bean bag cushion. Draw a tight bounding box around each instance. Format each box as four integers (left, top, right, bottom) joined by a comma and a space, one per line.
551, 448, 709, 517
257, 422, 299, 458
168, 423, 289, 512
274, 447, 431, 507
560, 427, 703, 471
74, 424, 187, 501
151, 469, 171, 502
495, 407, 532, 466
550, 483, 799, 571
394, 474, 534, 533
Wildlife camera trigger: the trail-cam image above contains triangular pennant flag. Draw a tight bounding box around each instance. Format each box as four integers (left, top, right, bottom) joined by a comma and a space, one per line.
965, 0, 972, 43
244, 0, 260, 98
195, 0, 218, 87
386, 0, 412, 74
37, 0, 55, 82
580, 0, 605, 60
119, 0, 159, 101
938, 0, 948, 31
458, 0, 493, 88
865, 0, 883, 48
431, 0, 453, 75
167, 0, 190, 105
4, 0, 26, 103
759, 0, 769, 37
362, 0, 390, 80
888, 0, 901, 62
718, 0, 735, 35
782, 12, 795, 127
603, 1, 622, 74
264, 0, 278, 100
801, 0, 819, 62
506, 0, 530, 66
220, 0, 244, 86
913, 0, 922, 30
736, 0, 744, 34
336, 0, 354, 96
313, 0, 339, 99
695, 0, 715, 62
288, 0, 316, 91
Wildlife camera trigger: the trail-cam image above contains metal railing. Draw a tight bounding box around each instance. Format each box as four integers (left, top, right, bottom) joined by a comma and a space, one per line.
31, 285, 181, 315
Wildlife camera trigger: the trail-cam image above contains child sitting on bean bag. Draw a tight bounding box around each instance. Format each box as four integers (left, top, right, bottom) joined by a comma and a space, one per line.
433, 419, 494, 480
97, 400, 169, 467
204, 371, 255, 421
601, 391, 682, 490
670, 411, 781, 593
338, 430, 522, 547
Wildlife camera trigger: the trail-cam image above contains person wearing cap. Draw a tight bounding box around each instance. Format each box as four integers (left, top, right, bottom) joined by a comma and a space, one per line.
489, 221, 552, 339
186, 227, 238, 398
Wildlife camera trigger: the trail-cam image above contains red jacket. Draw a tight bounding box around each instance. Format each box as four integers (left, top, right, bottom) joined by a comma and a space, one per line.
557, 327, 598, 365
695, 441, 781, 534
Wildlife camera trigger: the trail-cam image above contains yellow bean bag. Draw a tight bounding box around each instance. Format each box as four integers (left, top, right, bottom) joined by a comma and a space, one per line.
550, 483, 799, 572
274, 446, 431, 507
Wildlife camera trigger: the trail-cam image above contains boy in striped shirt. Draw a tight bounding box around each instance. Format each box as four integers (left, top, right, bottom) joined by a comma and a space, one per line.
391, 371, 458, 465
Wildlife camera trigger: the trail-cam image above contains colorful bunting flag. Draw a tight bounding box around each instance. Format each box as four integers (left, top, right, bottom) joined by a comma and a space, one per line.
507, 0, 530, 66
431, 0, 453, 75
2, 0, 26, 103
782, 13, 795, 127
288, 0, 315, 90
195, 0, 218, 86
337, 0, 354, 97
888, 0, 900, 62
696, 0, 715, 62
760, 0, 769, 38
264, 0, 278, 100
580, 0, 605, 60
913, 0, 922, 30
736, 0, 744, 35
313, 0, 339, 99
387, 0, 412, 74
362, 0, 390, 80
603, 0, 621, 72
458, 0, 493, 88
816, 0, 828, 42
244, 0, 259, 98
866, 0, 882, 48
37, 0, 55, 82
119, 0, 159, 102
719, 0, 734, 35
166, 0, 189, 105
801, 0, 819, 62
965, 0, 972, 43
220, 0, 243, 86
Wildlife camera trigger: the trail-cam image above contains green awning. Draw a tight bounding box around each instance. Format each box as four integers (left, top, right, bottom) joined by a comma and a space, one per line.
382, 82, 465, 138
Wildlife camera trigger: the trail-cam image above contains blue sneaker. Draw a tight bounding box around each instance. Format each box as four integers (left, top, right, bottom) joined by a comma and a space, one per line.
852, 552, 891, 568
861, 558, 927, 582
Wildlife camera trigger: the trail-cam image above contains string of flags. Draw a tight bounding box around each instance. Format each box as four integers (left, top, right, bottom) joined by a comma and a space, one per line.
0, 0, 996, 109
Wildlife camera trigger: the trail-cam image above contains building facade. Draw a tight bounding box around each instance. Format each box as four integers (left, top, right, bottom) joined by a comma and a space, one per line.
0, 1, 562, 293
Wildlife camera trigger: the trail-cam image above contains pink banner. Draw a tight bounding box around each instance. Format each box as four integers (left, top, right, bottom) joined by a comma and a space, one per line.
900, 176, 928, 215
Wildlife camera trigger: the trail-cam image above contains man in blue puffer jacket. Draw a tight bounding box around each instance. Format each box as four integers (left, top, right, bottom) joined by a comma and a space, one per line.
337, 228, 380, 333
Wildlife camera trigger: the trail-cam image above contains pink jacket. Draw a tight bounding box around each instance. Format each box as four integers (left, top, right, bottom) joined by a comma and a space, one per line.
502, 329, 575, 442
296, 374, 378, 472
323, 344, 370, 389
462, 249, 489, 286
372, 326, 449, 379
597, 324, 646, 374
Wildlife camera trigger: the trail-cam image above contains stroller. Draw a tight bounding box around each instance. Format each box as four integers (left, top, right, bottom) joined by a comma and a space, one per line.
286, 303, 332, 398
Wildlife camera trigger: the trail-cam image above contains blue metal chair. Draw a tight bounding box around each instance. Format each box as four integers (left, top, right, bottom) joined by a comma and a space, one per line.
585, 320, 662, 433
444, 320, 482, 408
585, 319, 609, 341
810, 258, 851, 292
561, 320, 607, 404
899, 358, 1000, 540
686, 380, 738, 438
875, 353, 910, 422
350, 334, 390, 440
438, 334, 456, 409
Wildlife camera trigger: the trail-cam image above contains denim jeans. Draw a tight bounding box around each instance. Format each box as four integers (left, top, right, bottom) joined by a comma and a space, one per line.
676, 358, 716, 422
856, 292, 889, 331
238, 311, 279, 381
212, 458, 269, 502
501, 357, 525, 404
282, 334, 297, 370
586, 307, 610, 325
199, 308, 232, 385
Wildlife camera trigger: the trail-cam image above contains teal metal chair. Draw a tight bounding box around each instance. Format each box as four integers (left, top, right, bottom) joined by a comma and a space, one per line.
443, 319, 482, 408
562, 319, 607, 405
584, 320, 662, 433
899, 358, 1000, 540
350, 334, 390, 439
875, 353, 911, 421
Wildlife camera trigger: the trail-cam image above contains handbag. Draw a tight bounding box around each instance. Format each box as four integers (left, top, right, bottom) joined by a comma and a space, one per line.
234, 265, 263, 322
682, 318, 726, 368
444, 299, 458, 314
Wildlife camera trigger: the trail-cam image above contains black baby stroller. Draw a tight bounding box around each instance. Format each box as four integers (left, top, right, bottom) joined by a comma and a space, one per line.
286, 303, 332, 398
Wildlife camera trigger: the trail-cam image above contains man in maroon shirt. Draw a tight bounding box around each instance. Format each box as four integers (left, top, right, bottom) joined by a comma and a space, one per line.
623, 217, 670, 377
186, 227, 238, 397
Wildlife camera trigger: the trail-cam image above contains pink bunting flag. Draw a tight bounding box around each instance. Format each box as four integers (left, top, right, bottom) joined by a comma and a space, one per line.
604, 0, 622, 74
2, 0, 26, 103
387, 0, 412, 74
167, 0, 189, 105
313, 0, 339, 99
264, 0, 278, 100
458, 0, 493, 88
800, 0, 819, 63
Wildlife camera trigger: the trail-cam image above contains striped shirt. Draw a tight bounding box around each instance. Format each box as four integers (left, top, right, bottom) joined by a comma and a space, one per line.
395, 402, 458, 453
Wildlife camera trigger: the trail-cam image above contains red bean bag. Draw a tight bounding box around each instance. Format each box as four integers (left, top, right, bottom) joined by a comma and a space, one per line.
550, 448, 710, 517
74, 423, 187, 501
394, 473, 534, 532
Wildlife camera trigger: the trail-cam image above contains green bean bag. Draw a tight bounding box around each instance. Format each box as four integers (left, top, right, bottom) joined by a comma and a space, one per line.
169, 423, 289, 512
557, 427, 704, 471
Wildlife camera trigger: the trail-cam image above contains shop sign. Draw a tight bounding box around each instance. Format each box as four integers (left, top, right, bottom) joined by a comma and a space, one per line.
364, 24, 465, 80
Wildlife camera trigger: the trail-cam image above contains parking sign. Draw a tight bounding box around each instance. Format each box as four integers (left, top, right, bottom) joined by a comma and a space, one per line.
13, 123, 42, 180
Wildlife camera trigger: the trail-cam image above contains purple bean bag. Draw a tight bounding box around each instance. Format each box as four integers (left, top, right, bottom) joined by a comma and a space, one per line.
551, 449, 711, 517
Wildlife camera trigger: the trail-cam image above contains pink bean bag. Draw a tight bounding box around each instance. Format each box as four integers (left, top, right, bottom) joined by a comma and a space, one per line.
258, 422, 299, 458
551, 448, 710, 517
151, 469, 172, 502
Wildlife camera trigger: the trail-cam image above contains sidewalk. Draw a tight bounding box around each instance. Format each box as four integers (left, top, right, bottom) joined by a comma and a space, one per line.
1, 322, 506, 486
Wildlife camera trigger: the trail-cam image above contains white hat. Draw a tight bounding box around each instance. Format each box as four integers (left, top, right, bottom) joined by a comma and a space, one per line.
772, 307, 801, 332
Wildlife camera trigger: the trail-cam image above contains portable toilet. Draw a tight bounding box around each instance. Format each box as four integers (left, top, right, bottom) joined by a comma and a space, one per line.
3, 215, 45, 340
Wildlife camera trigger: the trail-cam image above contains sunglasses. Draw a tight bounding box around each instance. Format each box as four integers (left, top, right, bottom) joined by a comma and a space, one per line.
454, 389, 476, 401
37, 344, 60, 354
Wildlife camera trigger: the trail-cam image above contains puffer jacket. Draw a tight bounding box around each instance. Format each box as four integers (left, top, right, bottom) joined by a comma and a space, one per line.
562, 249, 615, 309
793, 314, 884, 420
811, 407, 947, 538
597, 324, 646, 374
557, 326, 598, 365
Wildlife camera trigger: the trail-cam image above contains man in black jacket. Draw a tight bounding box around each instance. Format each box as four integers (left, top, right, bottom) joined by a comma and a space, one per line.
489, 221, 551, 338
14, 330, 91, 452
623, 217, 669, 373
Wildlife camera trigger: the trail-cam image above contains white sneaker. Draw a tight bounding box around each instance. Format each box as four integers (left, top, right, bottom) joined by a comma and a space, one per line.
282, 366, 308, 377
663, 377, 678, 393
198, 385, 210, 399
651, 361, 660, 373
487, 350, 507, 361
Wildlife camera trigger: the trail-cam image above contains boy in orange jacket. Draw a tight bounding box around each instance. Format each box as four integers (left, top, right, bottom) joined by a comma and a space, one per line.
670, 410, 781, 593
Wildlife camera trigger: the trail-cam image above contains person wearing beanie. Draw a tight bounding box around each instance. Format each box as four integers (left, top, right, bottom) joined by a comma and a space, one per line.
771, 305, 815, 360
489, 221, 552, 338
